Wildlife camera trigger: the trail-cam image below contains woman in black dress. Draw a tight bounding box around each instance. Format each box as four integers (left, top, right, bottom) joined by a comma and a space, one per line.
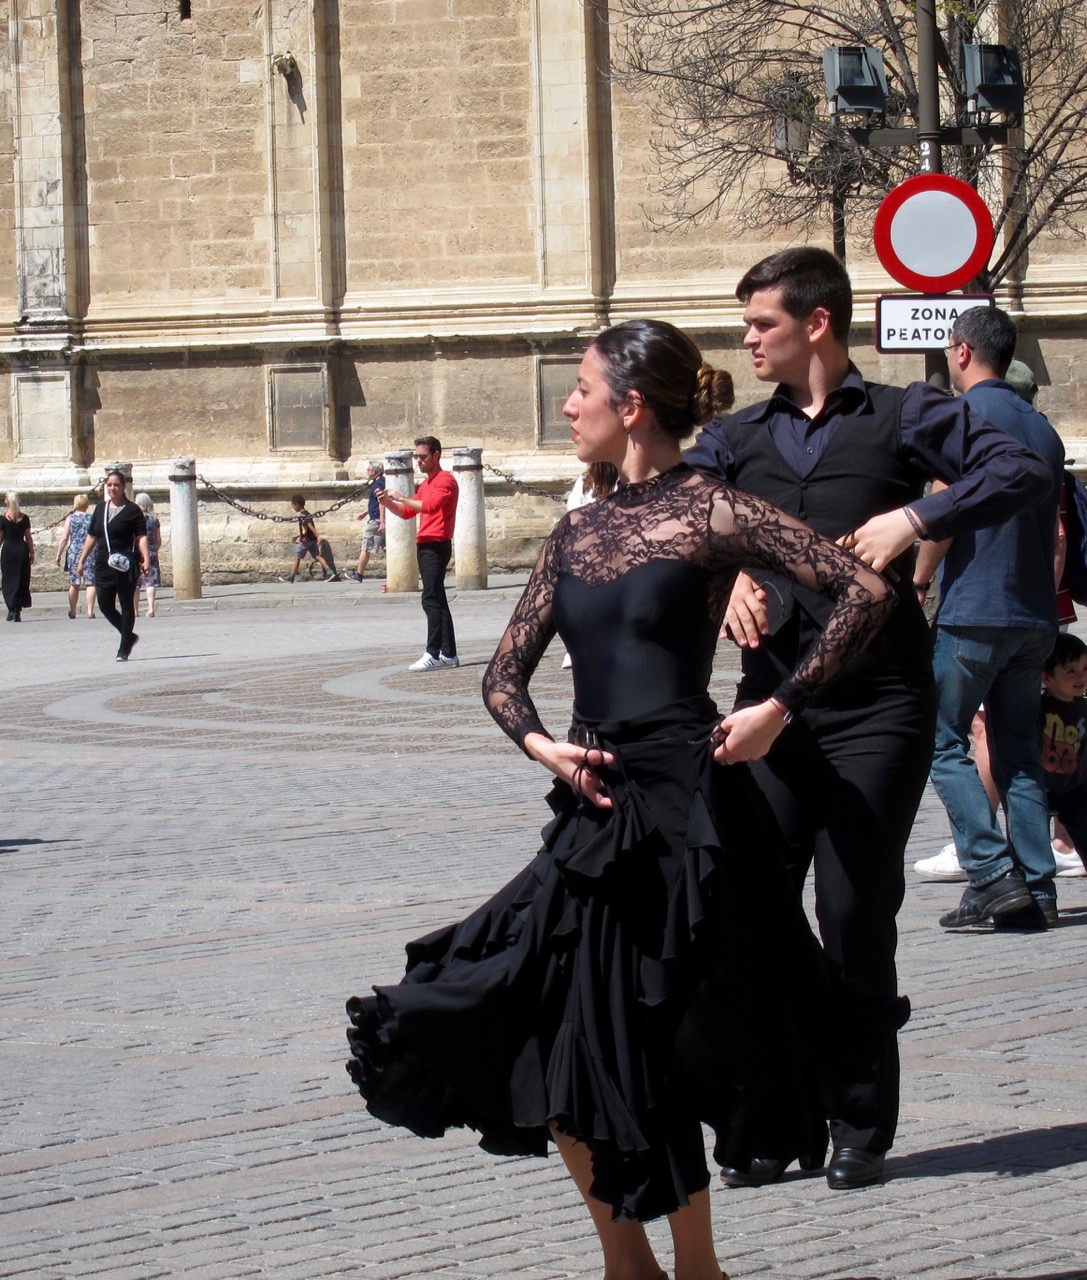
0, 492, 34, 622
75, 471, 150, 661
346, 321, 896, 1280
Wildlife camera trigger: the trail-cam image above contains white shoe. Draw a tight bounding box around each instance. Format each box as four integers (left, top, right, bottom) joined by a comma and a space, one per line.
1054, 847, 1086, 877
439, 653, 460, 668
408, 653, 442, 671
913, 843, 967, 882
561, 653, 573, 669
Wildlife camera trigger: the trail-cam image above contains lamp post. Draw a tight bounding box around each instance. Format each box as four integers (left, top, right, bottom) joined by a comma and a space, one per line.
818, 1, 1023, 382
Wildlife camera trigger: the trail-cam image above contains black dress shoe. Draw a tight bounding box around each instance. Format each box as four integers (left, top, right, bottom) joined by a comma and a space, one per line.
720, 1155, 790, 1187
720, 1150, 824, 1187
826, 1147, 885, 1190
938, 867, 1032, 928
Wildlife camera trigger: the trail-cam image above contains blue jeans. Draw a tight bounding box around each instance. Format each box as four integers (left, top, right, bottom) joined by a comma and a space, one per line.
930, 625, 1056, 897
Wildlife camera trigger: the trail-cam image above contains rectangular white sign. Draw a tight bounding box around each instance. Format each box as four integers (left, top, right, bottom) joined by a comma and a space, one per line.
875, 294, 993, 353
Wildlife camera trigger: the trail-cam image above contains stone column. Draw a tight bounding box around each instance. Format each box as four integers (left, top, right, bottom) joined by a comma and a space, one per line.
383, 450, 418, 593
169, 458, 203, 600
452, 448, 487, 590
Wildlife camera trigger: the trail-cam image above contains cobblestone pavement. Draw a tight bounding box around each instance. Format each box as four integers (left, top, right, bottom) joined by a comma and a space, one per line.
2, 582, 1086, 1280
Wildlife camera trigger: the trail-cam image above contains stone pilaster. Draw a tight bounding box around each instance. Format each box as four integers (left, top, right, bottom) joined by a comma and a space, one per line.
264, 0, 335, 308
530, 0, 612, 305
7, 0, 88, 485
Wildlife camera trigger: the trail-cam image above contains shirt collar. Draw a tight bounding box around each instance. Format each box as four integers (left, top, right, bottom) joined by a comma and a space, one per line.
741, 362, 871, 422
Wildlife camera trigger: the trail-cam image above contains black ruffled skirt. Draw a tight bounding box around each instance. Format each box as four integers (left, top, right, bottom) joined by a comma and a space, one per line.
346, 695, 831, 1221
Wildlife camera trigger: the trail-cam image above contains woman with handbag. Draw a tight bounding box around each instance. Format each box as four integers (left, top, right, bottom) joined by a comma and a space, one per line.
346, 320, 898, 1280
75, 471, 150, 661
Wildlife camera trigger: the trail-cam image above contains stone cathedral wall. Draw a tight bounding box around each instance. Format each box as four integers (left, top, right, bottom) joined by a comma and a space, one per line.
2, 0, 1087, 586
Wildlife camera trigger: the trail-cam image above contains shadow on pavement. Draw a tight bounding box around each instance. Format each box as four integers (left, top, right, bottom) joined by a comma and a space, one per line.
888, 1121, 1087, 1178
832, 1274, 1087, 1280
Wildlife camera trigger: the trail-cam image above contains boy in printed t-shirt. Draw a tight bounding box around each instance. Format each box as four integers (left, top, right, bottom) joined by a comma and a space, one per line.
280, 495, 338, 582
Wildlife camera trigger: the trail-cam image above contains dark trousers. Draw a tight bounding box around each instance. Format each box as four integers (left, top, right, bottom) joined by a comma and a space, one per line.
417, 540, 456, 658
741, 672, 936, 1155
97, 566, 137, 652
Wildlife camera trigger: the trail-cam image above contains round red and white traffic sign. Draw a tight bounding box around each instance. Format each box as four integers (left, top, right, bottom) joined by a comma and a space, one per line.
873, 174, 994, 292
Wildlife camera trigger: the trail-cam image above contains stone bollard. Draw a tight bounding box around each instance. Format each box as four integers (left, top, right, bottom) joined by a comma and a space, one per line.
383, 449, 418, 592
168, 457, 203, 600
452, 447, 487, 590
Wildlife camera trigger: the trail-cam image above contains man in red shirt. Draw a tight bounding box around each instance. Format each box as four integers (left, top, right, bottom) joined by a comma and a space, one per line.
379, 436, 460, 670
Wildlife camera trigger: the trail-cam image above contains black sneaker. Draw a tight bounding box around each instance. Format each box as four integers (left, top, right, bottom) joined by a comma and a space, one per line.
994, 896, 1058, 931
939, 867, 1033, 929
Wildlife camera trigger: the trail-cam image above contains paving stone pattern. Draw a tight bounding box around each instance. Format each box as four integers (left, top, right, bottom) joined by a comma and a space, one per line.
2, 582, 1086, 1280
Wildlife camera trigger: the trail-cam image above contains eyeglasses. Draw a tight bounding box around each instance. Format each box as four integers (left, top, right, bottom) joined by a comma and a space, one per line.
945, 340, 968, 353
413, 453, 432, 461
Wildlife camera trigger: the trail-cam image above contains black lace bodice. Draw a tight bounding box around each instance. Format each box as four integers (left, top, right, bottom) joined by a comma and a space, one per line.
482, 465, 896, 748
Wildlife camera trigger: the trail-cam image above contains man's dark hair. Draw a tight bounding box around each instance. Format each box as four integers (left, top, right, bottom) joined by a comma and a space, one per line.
950, 306, 1017, 377
415, 436, 442, 455
290, 493, 305, 507
1045, 632, 1087, 675
736, 247, 852, 343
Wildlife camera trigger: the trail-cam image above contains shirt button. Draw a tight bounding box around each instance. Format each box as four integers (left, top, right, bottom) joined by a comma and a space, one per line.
806, 447, 814, 454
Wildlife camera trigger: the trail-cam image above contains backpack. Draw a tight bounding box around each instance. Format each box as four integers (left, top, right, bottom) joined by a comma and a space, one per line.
1060, 469, 1087, 605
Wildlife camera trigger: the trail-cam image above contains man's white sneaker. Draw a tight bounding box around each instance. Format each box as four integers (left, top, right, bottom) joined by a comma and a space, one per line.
1054, 847, 1086, 877
439, 653, 460, 668
408, 653, 442, 671
913, 843, 967, 882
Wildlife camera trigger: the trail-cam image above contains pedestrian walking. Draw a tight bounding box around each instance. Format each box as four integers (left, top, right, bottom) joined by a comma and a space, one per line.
54, 494, 97, 619
75, 470, 150, 661
0, 492, 34, 622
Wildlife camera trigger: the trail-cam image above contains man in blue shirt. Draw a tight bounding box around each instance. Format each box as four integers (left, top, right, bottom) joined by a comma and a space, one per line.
685, 248, 1052, 1191
915, 306, 1064, 930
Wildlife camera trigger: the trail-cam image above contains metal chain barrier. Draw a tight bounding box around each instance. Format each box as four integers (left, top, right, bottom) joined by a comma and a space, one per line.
26, 464, 559, 537
29, 511, 72, 538
195, 474, 372, 522
481, 460, 566, 503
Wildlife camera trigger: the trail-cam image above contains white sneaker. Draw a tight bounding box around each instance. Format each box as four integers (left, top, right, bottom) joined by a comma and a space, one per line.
408, 653, 442, 671
561, 653, 573, 669
913, 843, 967, 881
439, 653, 460, 668
1054, 847, 1086, 877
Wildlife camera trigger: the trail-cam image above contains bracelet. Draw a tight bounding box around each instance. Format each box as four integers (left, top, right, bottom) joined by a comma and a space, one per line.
768, 696, 794, 726
903, 506, 927, 540
913, 578, 934, 593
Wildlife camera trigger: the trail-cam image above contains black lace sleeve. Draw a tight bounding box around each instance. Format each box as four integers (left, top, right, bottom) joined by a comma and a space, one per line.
482, 525, 563, 752
708, 485, 898, 711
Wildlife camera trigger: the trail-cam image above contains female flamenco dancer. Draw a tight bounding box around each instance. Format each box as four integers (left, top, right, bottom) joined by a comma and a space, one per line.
346, 319, 897, 1280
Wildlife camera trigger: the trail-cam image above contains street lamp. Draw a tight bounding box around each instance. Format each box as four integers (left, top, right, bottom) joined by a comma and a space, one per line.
820, 0, 1025, 382
963, 44, 1025, 124
822, 47, 888, 119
